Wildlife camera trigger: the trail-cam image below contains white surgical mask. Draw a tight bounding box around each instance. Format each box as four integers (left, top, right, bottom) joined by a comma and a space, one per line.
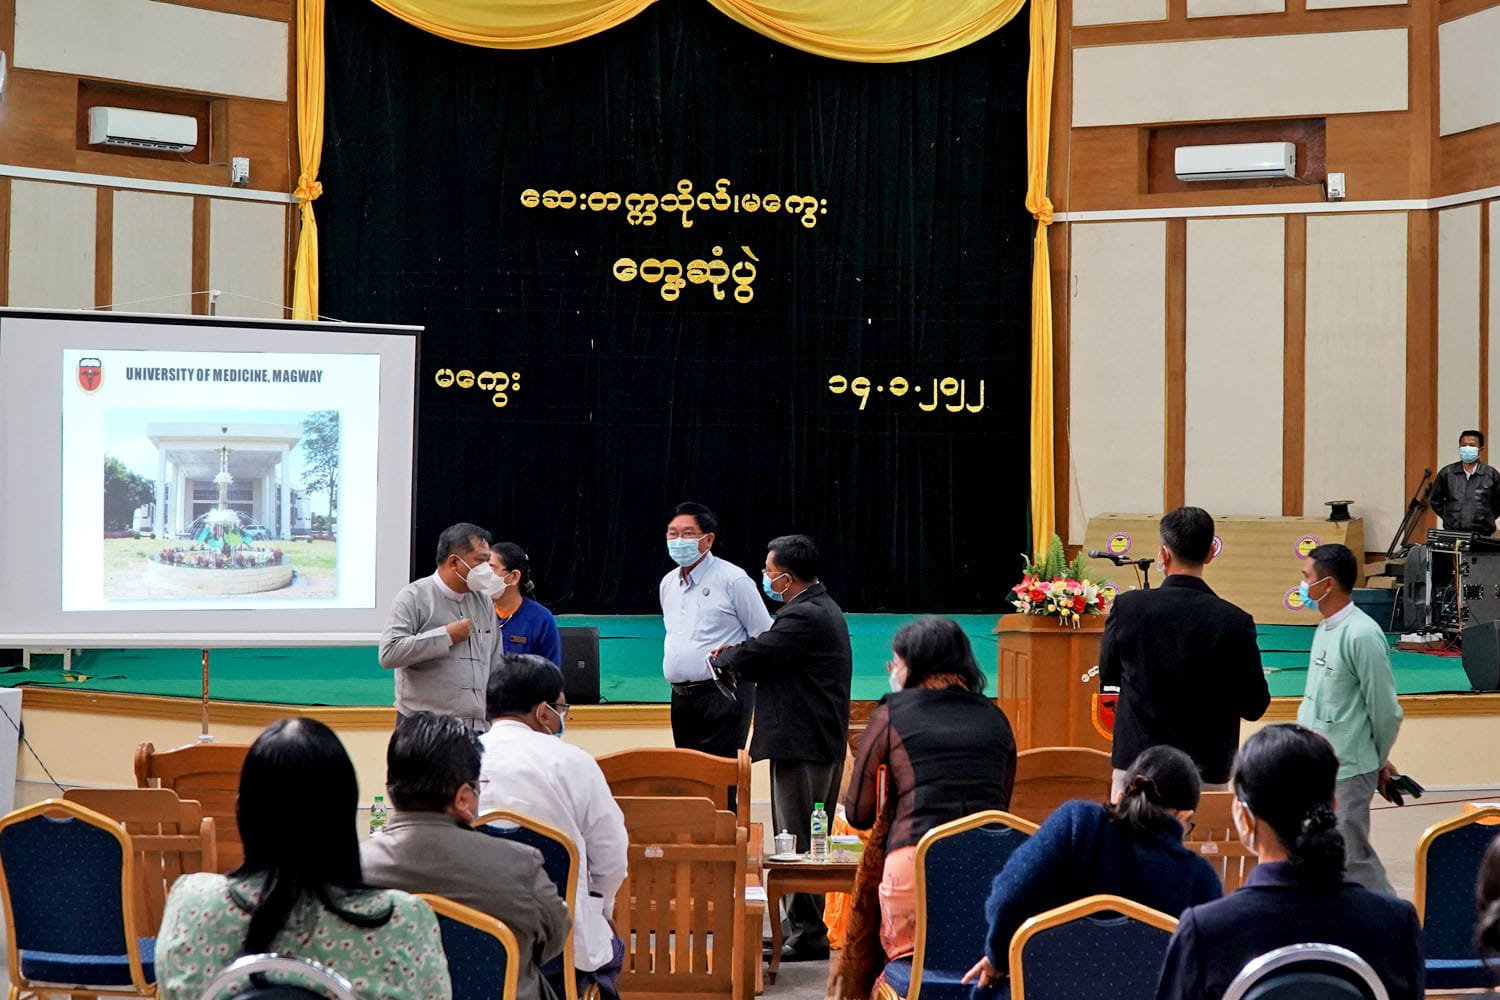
667, 538, 703, 567
463, 561, 505, 600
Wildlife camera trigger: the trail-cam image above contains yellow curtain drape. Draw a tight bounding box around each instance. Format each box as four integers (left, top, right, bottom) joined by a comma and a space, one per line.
364, 0, 656, 48
292, 0, 326, 322
291, 0, 1059, 542
1025, 0, 1056, 559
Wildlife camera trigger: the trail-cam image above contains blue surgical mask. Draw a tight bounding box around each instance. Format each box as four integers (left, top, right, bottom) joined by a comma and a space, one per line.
1461, 445, 1481, 464
545, 703, 566, 738
666, 538, 703, 567
763, 571, 788, 602
1298, 577, 1329, 611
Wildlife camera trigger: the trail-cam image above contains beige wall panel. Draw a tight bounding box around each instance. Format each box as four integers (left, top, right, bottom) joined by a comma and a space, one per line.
1185, 218, 1284, 516
1073, 29, 1408, 127
7, 181, 96, 310
1303, 213, 1407, 545
13, 0, 288, 102
112, 191, 193, 315
1439, 7, 1500, 137
1074, 0, 1165, 25
1438, 205, 1481, 465
1067, 222, 1167, 544
209, 200, 287, 320
1488, 204, 1500, 457
1188, 0, 1283, 17
1306, 0, 1404, 7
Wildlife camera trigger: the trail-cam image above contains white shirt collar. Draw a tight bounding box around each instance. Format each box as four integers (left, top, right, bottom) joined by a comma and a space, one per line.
1323, 601, 1357, 628
432, 569, 464, 601
681, 550, 716, 587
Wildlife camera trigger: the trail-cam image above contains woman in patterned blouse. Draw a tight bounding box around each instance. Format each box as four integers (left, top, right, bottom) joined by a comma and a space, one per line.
156, 718, 452, 1000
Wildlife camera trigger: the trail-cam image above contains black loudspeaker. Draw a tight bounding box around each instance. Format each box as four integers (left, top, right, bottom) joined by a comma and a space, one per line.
1461, 620, 1500, 691
558, 626, 601, 705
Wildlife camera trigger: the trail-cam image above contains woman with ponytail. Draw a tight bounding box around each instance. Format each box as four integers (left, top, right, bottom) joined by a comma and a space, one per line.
489, 542, 564, 669
962, 745, 1222, 990
1156, 723, 1422, 1000
155, 718, 451, 1000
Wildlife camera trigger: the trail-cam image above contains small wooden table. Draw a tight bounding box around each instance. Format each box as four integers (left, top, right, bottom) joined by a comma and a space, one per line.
763, 857, 859, 984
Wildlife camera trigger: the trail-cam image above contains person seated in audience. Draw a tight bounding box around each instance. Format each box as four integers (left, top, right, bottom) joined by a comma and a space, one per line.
844, 615, 1018, 963
478, 655, 629, 1000
962, 745, 1221, 990
1155, 723, 1423, 1000
155, 718, 451, 1000
361, 711, 570, 1000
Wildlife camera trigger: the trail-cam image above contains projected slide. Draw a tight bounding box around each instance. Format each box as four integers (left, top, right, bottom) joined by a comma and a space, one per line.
61, 349, 379, 611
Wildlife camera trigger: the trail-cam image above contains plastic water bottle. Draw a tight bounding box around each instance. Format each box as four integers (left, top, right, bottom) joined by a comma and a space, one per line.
369, 795, 388, 836
809, 802, 829, 861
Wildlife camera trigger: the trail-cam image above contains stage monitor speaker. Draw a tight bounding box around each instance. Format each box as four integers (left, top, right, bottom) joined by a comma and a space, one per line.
558, 625, 601, 705
1461, 620, 1500, 691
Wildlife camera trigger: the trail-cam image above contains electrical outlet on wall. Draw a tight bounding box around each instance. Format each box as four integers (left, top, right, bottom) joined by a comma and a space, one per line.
230, 157, 250, 188
1325, 172, 1346, 201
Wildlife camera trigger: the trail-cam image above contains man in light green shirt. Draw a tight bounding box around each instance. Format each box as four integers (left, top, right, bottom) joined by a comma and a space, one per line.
1296, 543, 1402, 895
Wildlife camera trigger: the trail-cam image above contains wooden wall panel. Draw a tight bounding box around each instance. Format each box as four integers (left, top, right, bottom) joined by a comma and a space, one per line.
1074, 0, 1165, 24
14, 0, 288, 102
1488, 203, 1500, 454
112, 191, 194, 314
1067, 222, 1167, 542
7, 180, 96, 309
1283, 216, 1307, 516
209, 199, 287, 319
1437, 204, 1482, 456
1304, 213, 1408, 543
1165, 220, 1187, 510
1308, 0, 1404, 6
1438, 5, 1500, 136
1439, 122, 1500, 197
1188, 0, 1283, 15
1184, 217, 1285, 516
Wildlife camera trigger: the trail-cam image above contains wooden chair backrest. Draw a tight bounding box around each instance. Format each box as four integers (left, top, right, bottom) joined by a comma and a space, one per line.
135, 740, 249, 873
63, 787, 217, 937
613, 794, 746, 1000
1008, 747, 1113, 825
597, 748, 750, 830
1183, 791, 1258, 892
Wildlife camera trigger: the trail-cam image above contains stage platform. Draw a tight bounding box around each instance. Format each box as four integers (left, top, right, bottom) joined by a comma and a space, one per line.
0, 615, 1476, 705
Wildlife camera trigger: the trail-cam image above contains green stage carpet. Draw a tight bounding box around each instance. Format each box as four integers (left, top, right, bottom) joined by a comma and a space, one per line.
0, 615, 1475, 707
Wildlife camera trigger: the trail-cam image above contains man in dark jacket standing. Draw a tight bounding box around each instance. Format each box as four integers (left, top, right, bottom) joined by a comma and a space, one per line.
712, 533, 852, 961
1099, 506, 1269, 798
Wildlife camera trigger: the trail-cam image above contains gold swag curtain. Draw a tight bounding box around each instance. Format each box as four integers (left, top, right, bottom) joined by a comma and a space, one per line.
291, 0, 1058, 551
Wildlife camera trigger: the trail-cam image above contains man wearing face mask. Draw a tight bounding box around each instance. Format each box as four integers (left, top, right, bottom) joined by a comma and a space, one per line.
1428, 429, 1500, 536
479, 655, 629, 1000
379, 522, 507, 731
659, 502, 772, 758
710, 534, 853, 961
1099, 506, 1269, 801
1296, 543, 1403, 895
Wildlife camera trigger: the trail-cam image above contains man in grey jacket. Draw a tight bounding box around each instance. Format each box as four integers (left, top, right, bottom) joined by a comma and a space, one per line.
379, 522, 507, 730
361, 712, 570, 1000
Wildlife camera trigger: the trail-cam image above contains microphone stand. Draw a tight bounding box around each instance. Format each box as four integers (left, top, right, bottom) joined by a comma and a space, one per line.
1088, 551, 1156, 590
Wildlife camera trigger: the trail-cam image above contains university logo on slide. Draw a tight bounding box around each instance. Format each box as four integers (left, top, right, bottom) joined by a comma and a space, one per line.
77, 357, 104, 394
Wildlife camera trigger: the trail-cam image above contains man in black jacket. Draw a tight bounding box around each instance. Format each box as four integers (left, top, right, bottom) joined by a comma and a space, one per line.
1428, 429, 1500, 536
1099, 506, 1269, 797
711, 533, 852, 961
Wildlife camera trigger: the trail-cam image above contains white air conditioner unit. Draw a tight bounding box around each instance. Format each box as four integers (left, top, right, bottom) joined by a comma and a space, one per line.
1174, 141, 1296, 182
87, 106, 197, 153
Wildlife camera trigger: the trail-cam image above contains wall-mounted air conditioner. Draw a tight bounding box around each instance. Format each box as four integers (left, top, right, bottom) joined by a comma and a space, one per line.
1174, 141, 1296, 182
87, 106, 197, 153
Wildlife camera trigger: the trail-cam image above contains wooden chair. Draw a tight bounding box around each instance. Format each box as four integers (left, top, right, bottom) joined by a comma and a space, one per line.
134, 740, 249, 873
62, 787, 217, 937
1008, 747, 1113, 825
613, 795, 747, 1000
596, 747, 750, 830
418, 894, 523, 1000
1183, 790, 1258, 892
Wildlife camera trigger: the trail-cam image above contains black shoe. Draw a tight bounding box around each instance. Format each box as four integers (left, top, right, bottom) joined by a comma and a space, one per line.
780, 942, 831, 962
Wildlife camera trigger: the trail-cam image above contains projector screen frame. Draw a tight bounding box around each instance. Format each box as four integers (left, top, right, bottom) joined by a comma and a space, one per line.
0, 307, 421, 648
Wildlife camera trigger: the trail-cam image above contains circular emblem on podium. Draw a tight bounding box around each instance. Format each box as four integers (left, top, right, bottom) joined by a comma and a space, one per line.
1284, 585, 1308, 611
1211, 535, 1223, 559
1295, 535, 1319, 558
1107, 532, 1131, 555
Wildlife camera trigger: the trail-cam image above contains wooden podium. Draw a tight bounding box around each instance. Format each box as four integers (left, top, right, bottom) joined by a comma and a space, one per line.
996, 613, 1110, 752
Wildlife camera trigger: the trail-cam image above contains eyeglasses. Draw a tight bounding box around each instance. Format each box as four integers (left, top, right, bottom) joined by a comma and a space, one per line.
548, 702, 571, 719
665, 529, 705, 539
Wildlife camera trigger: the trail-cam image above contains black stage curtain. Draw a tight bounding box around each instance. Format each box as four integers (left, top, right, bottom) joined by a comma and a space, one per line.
320, 0, 1032, 613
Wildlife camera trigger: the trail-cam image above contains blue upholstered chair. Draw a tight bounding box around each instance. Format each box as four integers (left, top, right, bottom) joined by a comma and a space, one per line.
418, 894, 522, 1000
1414, 805, 1500, 990
1008, 894, 1177, 1000
0, 799, 156, 1000
475, 809, 585, 1000
878, 810, 1039, 1000
1221, 943, 1390, 1000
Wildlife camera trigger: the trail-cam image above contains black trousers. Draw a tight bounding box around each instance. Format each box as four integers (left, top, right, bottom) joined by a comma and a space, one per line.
770, 756, 844, 951
670, 680, 755, 758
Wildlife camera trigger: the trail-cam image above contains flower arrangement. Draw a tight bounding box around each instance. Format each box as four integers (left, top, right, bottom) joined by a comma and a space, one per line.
153, 543, 286, 569
1010, 534, 1112, 626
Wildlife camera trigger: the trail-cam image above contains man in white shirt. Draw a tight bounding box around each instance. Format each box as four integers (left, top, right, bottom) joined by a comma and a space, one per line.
379, 522, 509, 730
479, 655, 629, 1000
659, 502, 773, 759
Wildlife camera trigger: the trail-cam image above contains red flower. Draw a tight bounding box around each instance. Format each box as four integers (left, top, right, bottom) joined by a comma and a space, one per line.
1029, 588, 1046, 602
1072, 595, 1087, 613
